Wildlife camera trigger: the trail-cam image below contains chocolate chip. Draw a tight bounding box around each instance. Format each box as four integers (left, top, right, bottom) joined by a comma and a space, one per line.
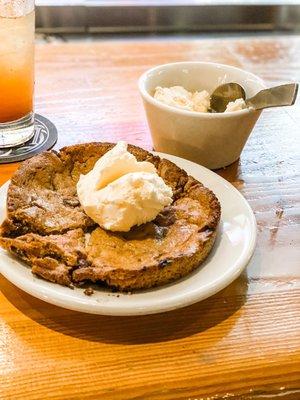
154, 207, 176, 227
84, 287, 94, 296
63, 198, 80, 207
11, 246, 25, 258
122, 223, 168, 240
158, 259, 172, 268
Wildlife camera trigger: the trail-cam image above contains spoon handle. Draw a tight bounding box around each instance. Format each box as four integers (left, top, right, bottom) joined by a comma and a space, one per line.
246, 83, 298, 110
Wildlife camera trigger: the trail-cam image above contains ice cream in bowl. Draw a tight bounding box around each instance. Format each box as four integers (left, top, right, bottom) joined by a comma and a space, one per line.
139, 61, 266, 169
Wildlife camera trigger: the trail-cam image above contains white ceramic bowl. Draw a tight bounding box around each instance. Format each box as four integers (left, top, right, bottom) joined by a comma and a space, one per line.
139, 62, 265, 169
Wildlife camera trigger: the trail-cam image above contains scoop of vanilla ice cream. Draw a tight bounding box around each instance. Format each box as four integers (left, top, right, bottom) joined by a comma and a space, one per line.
192, 90, 211, 112
77, 141, 173, 232
83, 141, 156, 191
225, 98, 247, 112
154, 86, 194, 111
154, 86, 211, 113
80, 172, 173, 232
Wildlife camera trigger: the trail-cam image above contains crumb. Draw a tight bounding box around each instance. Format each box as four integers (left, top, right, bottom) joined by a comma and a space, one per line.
84, 287, 94, 296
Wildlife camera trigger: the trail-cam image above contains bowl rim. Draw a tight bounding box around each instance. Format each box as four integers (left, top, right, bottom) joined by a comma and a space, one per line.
138, 61, 266, 118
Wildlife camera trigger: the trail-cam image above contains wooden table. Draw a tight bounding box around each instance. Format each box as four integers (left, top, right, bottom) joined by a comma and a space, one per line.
0, 35, 299, 400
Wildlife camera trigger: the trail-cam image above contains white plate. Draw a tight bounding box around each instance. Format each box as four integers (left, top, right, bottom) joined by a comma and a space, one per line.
0, 153, 256, 316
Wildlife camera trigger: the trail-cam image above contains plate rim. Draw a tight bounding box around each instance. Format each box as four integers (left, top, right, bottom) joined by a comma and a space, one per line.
0, 153, 256, 315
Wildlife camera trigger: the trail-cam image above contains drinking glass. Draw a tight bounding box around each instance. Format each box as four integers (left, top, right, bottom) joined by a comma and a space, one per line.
0, 0, 35, 148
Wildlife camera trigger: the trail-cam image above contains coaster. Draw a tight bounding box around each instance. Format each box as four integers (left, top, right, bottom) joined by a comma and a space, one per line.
0, 114, 58, 164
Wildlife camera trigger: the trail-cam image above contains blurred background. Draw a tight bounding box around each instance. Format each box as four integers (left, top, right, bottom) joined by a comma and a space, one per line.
36, 1, 300, 35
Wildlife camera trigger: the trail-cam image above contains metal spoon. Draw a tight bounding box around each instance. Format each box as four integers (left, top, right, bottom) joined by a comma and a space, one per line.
210, 82, 298, 113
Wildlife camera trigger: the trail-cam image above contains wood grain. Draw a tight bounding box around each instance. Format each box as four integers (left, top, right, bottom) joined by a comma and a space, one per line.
0, 35, 300, 400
